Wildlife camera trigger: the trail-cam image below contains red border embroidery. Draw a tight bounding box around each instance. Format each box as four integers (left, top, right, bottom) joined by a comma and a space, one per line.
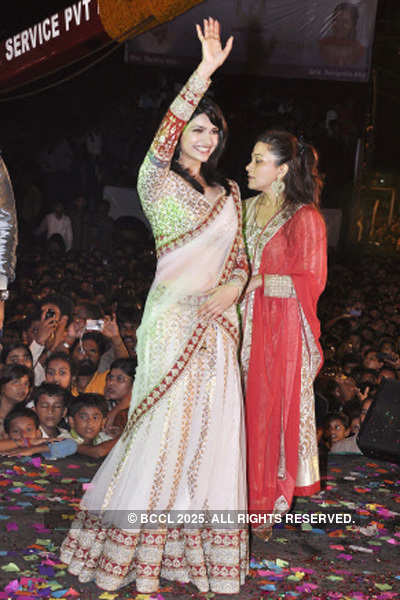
122, 321, 208, 437
152, 110, 185, 165
123, 183, 242, 436
215, 315, 239, 346
157, 192, 226, 258
157, 181, 241, 259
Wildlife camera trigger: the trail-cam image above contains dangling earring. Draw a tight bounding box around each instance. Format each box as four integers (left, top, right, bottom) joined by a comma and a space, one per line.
271, 177, 285, 202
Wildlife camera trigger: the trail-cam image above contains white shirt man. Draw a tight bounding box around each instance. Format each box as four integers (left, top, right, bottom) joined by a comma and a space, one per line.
36, 202, 73, 251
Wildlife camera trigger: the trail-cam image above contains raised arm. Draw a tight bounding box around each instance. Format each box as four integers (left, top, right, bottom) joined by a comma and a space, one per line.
137, 71, 210, 210
137, 18, 233, 211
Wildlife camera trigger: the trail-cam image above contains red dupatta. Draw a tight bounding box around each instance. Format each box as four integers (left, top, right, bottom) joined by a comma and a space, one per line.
245, 204, 327, 514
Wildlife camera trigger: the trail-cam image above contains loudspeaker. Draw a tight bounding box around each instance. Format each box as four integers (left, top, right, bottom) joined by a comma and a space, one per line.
357, 380, 400, 463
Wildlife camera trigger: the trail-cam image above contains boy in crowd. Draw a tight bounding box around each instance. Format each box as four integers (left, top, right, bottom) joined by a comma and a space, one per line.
325, 412, 363, 455
32, 382, 70, 438
0, 407, 77, 459
68, 393, 119, 458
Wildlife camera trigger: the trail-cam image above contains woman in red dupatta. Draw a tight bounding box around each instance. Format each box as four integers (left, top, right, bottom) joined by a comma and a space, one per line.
240, 130, 327, 538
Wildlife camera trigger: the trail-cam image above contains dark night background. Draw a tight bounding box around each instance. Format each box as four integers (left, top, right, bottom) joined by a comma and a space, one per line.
0, 0, 399, 229
0, 8, 399, 599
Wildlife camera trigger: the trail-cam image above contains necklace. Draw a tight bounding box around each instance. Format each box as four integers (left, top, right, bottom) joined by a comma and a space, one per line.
255, 192, 282, 227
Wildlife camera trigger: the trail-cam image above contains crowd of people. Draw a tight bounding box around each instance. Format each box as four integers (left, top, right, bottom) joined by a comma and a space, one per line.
2, 226, 395, 462
317, 254, 400, 454
0, 242, 149, 459
0, 226, 395, 457
0, 16, 390, 599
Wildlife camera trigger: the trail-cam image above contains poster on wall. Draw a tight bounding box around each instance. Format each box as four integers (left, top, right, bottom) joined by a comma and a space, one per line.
125, 0, 378, 82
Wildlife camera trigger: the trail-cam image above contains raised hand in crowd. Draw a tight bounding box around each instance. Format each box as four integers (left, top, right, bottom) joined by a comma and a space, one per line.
35, 310, 58, 347
102, 313, 129, 359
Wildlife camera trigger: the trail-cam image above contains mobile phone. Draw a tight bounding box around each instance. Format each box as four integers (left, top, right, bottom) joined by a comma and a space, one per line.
86, 319, 104, 331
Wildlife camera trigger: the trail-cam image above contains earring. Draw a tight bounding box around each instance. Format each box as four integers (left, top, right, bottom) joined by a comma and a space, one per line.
271, 178, 285, 201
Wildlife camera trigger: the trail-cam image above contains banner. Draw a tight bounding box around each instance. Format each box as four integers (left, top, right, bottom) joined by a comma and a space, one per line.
0, 1, 105, 92
0, 0, 205, 94
125, 0, 378, 82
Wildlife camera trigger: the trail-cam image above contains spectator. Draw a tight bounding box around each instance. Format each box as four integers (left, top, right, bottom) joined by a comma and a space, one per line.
45, 352, 73, 390
104, 357, 135, 433
0, 406, 77, 459
1, 342, 33, 370
36, 201, 73, 252
0, 365, 33, 438
70, 332, 108, 396
68, 393, 118, 458
32, 382, 69, 439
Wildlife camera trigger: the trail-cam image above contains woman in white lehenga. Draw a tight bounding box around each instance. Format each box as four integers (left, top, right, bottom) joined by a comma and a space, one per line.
60, 18, 249, 594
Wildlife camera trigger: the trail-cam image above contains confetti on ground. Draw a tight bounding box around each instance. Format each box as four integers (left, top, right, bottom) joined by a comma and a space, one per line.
0, 454, 399, 599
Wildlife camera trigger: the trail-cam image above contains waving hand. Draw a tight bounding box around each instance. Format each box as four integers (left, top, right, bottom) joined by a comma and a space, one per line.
196, 17, 233, 80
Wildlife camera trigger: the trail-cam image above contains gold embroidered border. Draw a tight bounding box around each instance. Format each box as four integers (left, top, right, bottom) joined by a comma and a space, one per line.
167, 374, 194, 509
187, 358, 213, 501
147, 414, 171, 511
122, 321, 208, 439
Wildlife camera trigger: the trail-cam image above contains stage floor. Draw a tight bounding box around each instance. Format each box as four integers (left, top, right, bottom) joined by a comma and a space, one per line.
0, 452, 398, 599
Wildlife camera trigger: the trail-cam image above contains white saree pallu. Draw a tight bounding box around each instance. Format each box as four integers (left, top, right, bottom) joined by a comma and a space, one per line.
60, 69, 249, 594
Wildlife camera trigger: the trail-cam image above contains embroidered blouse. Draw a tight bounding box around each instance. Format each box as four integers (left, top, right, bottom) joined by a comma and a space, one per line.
137, 70, 248, 292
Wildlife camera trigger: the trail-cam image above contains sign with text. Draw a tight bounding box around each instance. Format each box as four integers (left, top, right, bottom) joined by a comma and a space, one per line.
125, 0, 378, 82
0, 0, 106, 92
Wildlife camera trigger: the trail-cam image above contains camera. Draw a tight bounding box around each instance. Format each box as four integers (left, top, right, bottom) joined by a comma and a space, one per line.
85, 319, 104, 332
45, 309, 56, 319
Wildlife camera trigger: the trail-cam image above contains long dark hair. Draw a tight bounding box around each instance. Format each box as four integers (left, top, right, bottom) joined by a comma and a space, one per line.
171, 96, 230, 194
1, 342, 33, 366
256, 130, 323, 207
0, 364, 34, 393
